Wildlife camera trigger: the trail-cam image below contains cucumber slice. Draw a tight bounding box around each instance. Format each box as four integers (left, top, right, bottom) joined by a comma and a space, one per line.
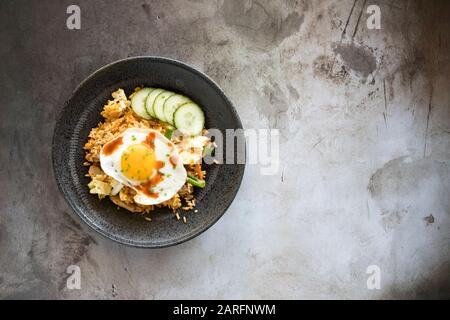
130, 87, 153, 119
153, 90, 175, 122
163, 94, 191, 125
145, 88, 164, 118
173, 102, 205, 136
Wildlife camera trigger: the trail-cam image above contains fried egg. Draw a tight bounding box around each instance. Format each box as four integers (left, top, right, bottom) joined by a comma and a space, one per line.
99, 128, 187, 205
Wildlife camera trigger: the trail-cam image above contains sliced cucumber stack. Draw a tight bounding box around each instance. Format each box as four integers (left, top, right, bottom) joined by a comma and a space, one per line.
174, 102, 205, 136
130, 88, 153, 119
145, 88, 165, 118
131, 87, 205, 136
163, 94, 191, 125
153, 90, 175, 122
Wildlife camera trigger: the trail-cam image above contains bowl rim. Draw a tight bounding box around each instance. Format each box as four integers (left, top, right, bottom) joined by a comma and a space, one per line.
52, 56, 245, 248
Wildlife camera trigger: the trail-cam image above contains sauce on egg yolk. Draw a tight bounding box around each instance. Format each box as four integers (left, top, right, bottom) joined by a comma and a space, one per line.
121, 144, 162, 182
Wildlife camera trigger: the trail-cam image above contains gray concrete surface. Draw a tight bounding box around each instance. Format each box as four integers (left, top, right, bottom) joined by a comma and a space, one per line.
1, 0, 449, 299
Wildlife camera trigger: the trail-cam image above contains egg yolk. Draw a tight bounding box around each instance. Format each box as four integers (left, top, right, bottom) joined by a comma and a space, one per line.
121, 144, 156, 182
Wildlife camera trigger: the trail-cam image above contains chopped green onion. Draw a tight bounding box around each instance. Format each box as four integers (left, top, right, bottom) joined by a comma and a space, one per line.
187, 174, 205, 188
164, 125, 175, 139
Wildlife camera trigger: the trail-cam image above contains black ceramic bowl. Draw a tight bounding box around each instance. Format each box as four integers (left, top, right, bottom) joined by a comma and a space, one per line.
52, 57, 245, 248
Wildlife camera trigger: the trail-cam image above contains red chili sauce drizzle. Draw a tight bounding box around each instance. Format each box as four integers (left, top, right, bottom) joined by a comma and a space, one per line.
143, 132, 156, 149
169, 154, 178, 168
135, 132, 165, 198
102, 136, 123, 156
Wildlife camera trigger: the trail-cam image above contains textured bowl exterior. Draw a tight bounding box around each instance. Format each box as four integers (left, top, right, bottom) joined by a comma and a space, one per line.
52, 57, 245, 248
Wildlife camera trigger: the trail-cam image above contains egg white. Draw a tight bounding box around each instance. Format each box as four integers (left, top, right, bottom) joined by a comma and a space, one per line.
99, 128, 187, 205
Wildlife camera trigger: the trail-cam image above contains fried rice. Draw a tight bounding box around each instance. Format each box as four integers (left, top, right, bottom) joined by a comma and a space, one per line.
83, 88, 206, 214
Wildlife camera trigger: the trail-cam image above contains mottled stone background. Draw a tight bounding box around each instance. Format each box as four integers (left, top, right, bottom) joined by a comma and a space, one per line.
1, 0, 449, 299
